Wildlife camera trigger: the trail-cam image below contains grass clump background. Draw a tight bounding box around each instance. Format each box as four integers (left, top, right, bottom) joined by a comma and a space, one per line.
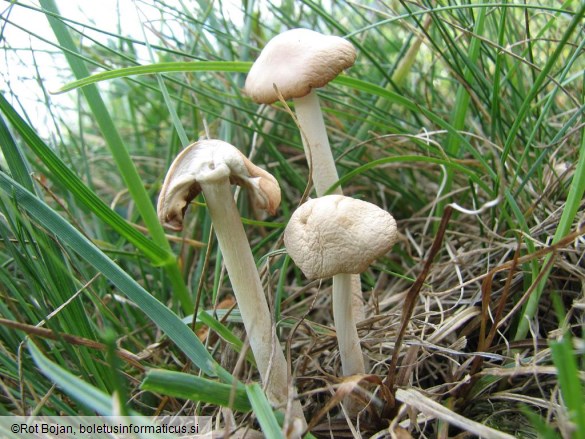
0, 0, 584, 437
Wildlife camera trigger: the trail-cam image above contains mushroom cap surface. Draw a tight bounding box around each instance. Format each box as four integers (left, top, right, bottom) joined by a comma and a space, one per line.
284, 195, 397, 279
157, 139, 281, 231
244, 28, 356, 104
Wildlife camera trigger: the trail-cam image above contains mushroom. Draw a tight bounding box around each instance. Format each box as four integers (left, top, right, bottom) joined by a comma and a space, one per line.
157, 139, 305, 426
244, 28, 355, 198
284, 195, 398, 377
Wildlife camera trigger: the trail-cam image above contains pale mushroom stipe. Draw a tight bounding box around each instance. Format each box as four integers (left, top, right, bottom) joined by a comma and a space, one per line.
157, 140, 305, 426
284, 195, 398, 377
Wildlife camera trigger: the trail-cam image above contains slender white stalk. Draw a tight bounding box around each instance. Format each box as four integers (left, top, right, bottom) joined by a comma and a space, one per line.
200, 179, 305, 426
332, 273, 365, 377
294, 91, 366, 372
293, 91, 343, 197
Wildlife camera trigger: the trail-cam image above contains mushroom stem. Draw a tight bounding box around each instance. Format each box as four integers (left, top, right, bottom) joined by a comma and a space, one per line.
332, 273, 365, 376
199, 179, 305, 426
293, 91, 343, 197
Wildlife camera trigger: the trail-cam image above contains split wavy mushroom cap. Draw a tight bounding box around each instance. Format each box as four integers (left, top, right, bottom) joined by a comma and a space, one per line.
157, 139, 281, 231
244, 28, 356, 104
284, 195, 398, 279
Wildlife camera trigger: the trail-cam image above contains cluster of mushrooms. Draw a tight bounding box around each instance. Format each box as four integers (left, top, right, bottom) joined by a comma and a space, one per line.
157, 29, 398, 431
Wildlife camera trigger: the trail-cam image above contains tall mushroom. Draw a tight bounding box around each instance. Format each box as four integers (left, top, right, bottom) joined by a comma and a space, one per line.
157, 139, 305, 426
244, 28, 355, 198
284, 195, 398, 378
245, 28, 367, 354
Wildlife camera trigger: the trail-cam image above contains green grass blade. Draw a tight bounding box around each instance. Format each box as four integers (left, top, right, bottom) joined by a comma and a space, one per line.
197, 311, 255, 366
550, 336, 585, 439
514, 82, 585, 341
445, 8, 486, 158
510, 24, 585, 198
38, 0, 192, 312
436, 6, 486, 221
330, 155, 489, 195
335, 77, 497, 184
0, 92, 171, 266
246, 383, 285, 439
0, 170, 232, 382
55, 62, 251, 94
137, 10, 190, 147
141, 369, 252, 412
521, 406, 562, 439
142, 370, 314, 438
30, 344, 194, 437
501, 2, 585, 163
0, 115, 34, 192
28, 342, 113, 414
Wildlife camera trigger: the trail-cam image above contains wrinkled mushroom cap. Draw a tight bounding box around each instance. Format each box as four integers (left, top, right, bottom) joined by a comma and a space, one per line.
244, 28, 356, 104
157, 139, 281, 231
284, 195, 397, 279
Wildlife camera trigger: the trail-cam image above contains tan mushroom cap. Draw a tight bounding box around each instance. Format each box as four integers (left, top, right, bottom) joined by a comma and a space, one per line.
157, 139, 281, 231
284, 195, 397, 280
244, 28, 356, 104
